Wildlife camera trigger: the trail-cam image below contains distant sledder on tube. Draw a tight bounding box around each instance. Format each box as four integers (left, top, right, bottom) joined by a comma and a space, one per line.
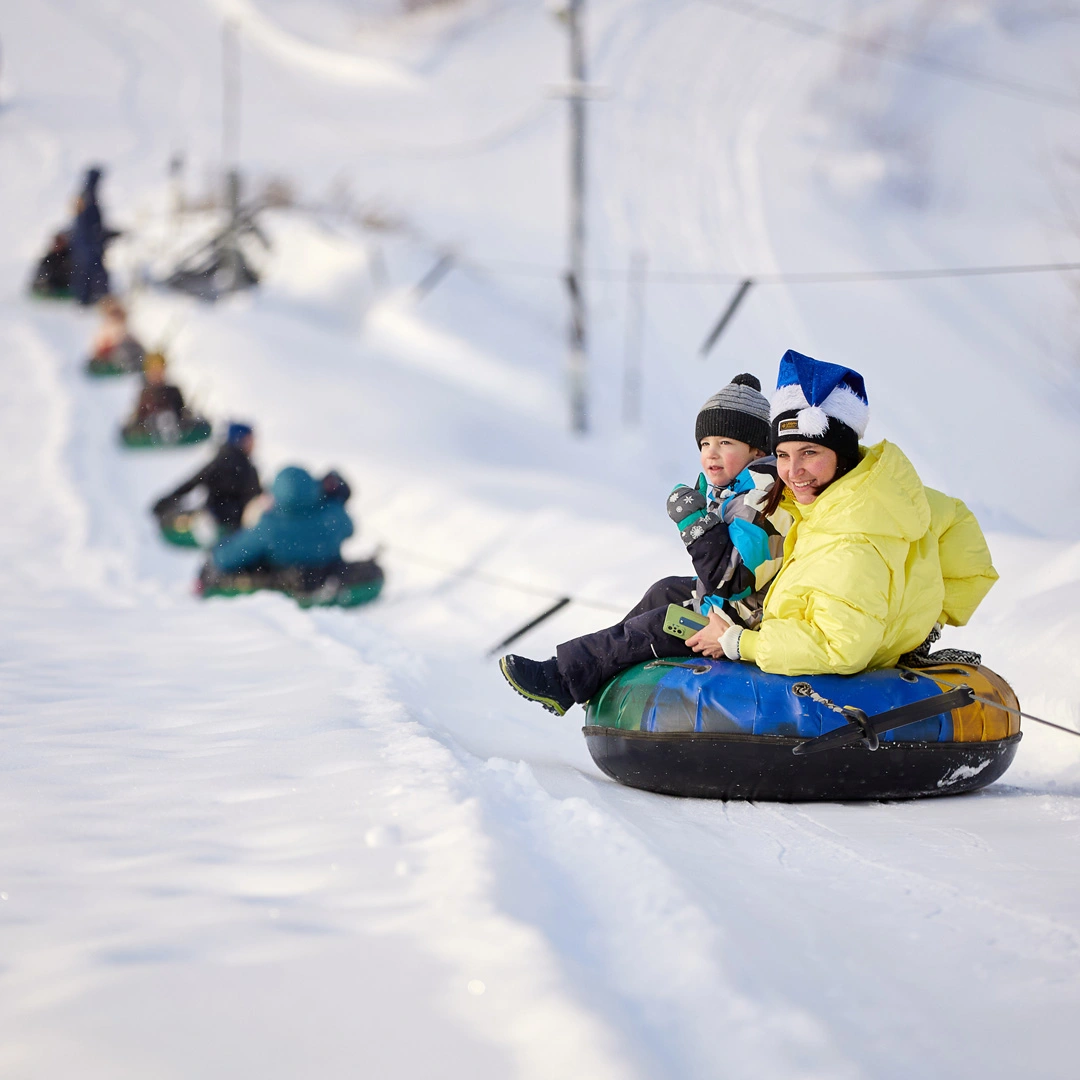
152, 422, 261, 548
29, 231, 74, 300
86, 296, 145, 377
70, 165, 119, 307
501, 353, 1017, 801
120, 351, 211, 448
196, 465, 383, 608
30, 166, 119, 302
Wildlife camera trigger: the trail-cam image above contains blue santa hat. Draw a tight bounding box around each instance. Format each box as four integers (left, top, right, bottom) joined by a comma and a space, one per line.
770, 350, 868, 461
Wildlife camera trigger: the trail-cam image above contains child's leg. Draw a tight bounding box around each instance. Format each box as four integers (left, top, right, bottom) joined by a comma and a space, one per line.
622, 575, 696, 620
556, 577, 697, 704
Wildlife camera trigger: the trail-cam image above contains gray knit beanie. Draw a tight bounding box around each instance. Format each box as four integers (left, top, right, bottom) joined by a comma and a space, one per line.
695, 373, 771, 452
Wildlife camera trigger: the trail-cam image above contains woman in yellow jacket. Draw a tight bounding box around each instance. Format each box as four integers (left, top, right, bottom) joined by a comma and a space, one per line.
688, 350, 998, 676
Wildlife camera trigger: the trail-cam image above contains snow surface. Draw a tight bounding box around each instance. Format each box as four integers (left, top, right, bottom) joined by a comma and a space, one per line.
2, 0, 1080, 1077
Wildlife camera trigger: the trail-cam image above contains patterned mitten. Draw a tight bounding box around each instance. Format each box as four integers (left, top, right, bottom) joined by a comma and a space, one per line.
666, 473, 720, 546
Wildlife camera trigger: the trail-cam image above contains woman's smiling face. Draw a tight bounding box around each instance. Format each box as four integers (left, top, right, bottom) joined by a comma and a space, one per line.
775, 441, 839, 504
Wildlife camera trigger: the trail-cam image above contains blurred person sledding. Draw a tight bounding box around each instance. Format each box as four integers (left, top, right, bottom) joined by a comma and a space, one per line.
29, 231, 73, 300
151, 422, 261, 548
120, 350, 211, 448
85, 295, 145, 376
196, 465, 383, 608
70, 166, 120, 306
30, 166, 121, 303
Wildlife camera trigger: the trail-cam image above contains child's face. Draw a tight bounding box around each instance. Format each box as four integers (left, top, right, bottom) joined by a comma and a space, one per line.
699, 436, 758, 488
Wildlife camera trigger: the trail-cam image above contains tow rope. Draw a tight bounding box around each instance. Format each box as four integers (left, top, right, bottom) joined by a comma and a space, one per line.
899, 667, 1080, 740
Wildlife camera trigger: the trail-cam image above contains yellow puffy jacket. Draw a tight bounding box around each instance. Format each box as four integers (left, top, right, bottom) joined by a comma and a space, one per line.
737, 441, 998, 676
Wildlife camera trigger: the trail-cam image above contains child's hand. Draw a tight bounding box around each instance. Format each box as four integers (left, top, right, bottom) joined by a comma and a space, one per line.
667, 481, 719, 545
667, 484, 705, 524
687, 609, 732, 658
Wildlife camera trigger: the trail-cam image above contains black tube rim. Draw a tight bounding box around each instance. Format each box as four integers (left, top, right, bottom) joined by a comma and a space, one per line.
582, 726, 1023, 750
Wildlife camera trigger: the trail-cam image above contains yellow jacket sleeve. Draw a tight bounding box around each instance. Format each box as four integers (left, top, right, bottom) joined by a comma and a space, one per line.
928, 492, 999, 626
738, 540, 894, 675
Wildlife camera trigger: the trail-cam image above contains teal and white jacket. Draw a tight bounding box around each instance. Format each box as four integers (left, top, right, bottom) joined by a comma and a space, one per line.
686, 457, 792, 629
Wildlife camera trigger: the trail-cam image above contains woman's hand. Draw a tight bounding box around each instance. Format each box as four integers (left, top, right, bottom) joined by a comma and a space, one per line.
686, 609, 732, 659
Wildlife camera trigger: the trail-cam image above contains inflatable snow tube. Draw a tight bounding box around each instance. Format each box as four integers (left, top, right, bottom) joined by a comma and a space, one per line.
30, 286, 73, 302
86, 356, 139, 377
198, 559, 385, 609
86, 340, 144, 377
120, 418, 212, 448
156, 510, 218, 549
583, 660, 1021, 802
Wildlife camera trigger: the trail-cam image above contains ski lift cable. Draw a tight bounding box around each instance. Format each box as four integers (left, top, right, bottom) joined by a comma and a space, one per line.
463, 255, 1080, 286
697, 0, 1080, 114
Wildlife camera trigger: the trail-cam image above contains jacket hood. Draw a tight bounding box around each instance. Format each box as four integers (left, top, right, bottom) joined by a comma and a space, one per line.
271, 466, 322, 515
790, 440, 930, 542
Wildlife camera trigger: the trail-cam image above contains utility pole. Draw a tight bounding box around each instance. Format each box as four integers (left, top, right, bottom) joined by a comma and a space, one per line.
222, 19, 240, 175
219, 19, 247, 295
565, 0, 588, 435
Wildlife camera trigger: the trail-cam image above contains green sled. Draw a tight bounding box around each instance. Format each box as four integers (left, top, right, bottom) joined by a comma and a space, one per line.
120, 419, 212, 449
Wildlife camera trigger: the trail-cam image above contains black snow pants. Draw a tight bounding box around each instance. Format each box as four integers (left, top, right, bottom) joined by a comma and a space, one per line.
556, 576, 701, 704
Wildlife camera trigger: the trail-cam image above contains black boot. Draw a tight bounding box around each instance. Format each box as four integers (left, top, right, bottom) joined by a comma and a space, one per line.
499, 655, 575, 716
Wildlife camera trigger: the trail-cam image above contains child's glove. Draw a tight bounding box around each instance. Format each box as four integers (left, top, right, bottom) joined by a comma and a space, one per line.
667, 474, 719, 546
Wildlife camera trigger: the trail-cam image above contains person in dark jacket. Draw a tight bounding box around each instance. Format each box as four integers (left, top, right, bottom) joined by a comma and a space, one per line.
210, 465, 354, 578
127, 351, 186, 431
30, 232, 73, 298
152, 422, 261, 531
87, 295, 145, 373
70, 167, 111, 306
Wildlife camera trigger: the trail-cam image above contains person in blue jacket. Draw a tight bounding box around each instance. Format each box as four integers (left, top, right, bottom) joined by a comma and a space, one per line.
210, 465, 353, 582
70, 166, 112, 306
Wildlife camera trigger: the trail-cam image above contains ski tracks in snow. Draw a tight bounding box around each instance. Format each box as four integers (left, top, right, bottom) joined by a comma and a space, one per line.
0, 311, 640, 1080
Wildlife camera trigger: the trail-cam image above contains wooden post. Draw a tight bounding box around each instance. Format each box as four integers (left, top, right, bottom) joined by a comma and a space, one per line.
222, 20, 240, 175
566, 0, 588, 434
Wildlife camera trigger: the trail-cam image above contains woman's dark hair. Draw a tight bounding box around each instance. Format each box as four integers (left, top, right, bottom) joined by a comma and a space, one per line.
762, 448, 858, 518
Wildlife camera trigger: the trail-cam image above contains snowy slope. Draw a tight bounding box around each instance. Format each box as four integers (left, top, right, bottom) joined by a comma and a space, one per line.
3, 1, 1080, 1078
